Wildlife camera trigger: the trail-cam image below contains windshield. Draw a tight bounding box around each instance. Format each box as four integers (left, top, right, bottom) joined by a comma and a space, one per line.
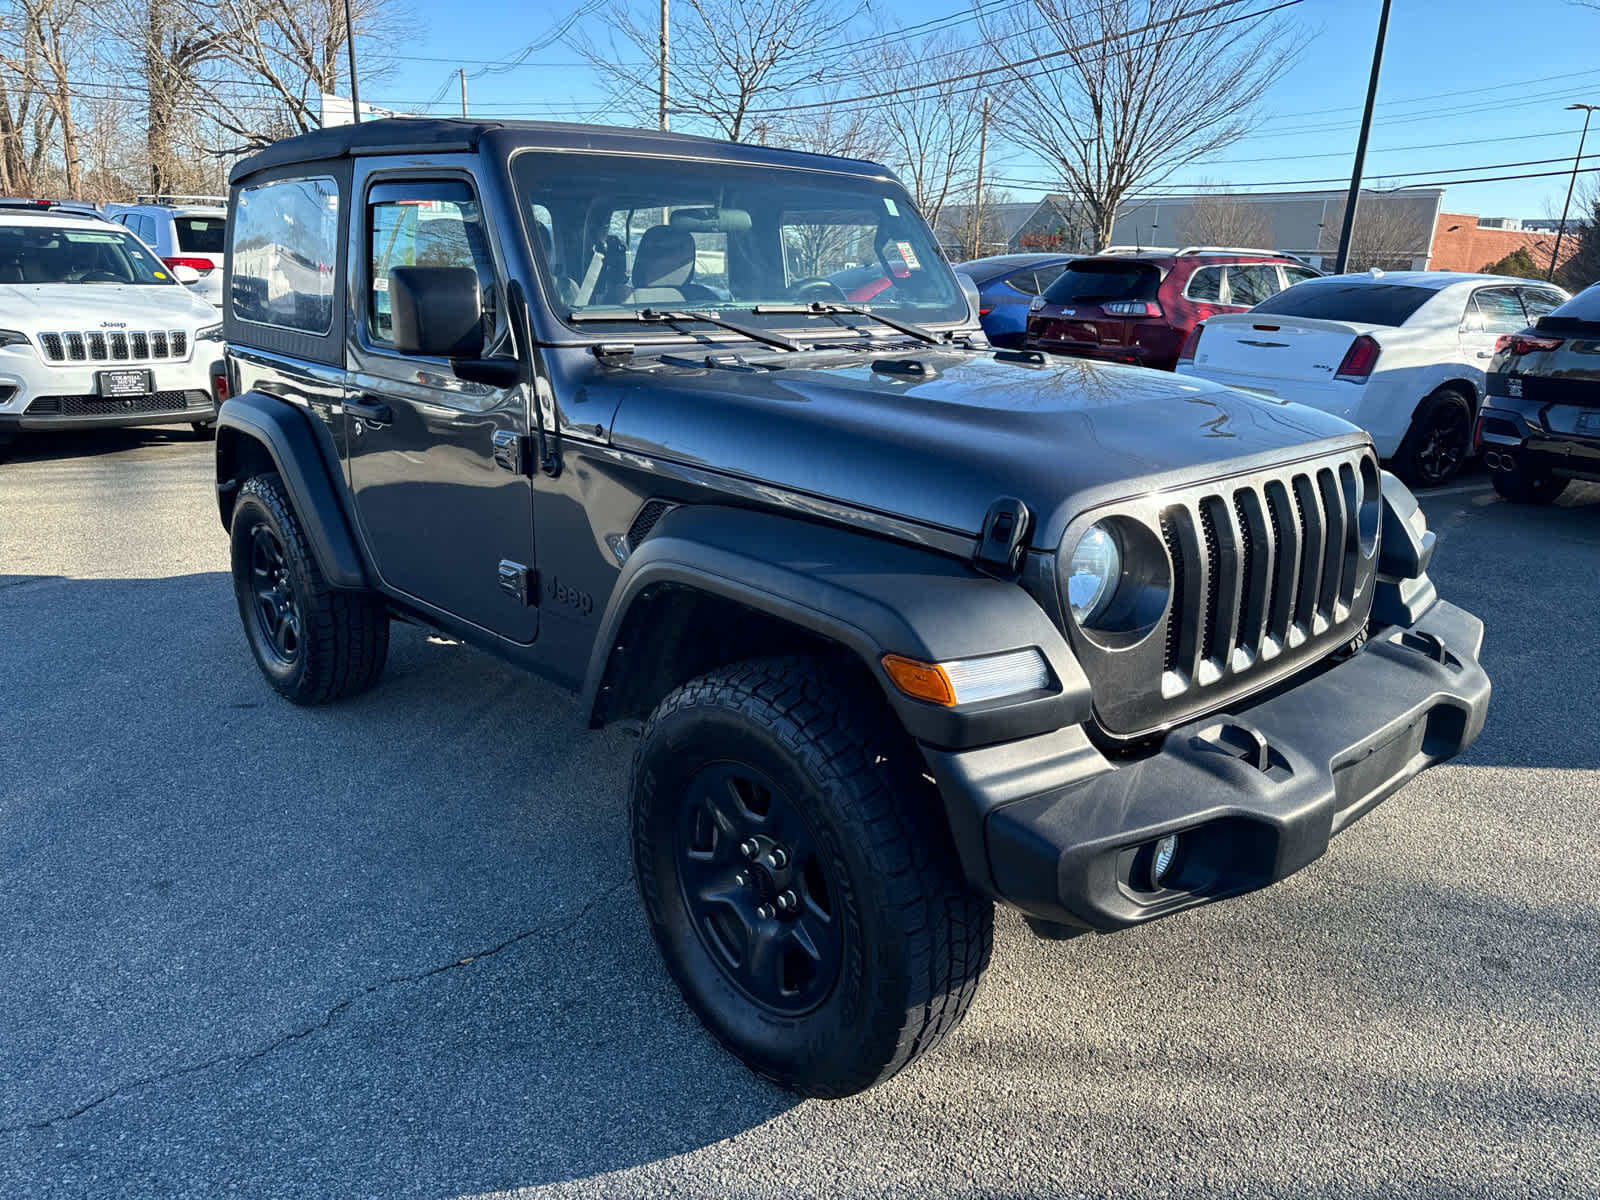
1043, 260, 1161, 304
1248, 281, 1435, 326
175, 215, 226, 254
510, 151, 967, 326
0, 223, 175, 286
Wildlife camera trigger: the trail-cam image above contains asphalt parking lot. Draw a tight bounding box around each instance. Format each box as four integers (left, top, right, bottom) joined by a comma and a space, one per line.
2, 426, 1598, 1199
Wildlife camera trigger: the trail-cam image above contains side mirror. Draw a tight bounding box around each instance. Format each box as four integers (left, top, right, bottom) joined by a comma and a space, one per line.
388, 266, 483, 358
171, 264, 201, 284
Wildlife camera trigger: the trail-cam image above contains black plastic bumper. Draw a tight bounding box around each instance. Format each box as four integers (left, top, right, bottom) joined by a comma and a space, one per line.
927, 599, 1489, 932
0, 401, 217, 434
1477, 400, 1600, 482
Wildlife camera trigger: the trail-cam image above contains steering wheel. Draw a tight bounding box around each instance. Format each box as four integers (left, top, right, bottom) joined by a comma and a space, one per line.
789, 277, 848, 303
80, 271, 123, 283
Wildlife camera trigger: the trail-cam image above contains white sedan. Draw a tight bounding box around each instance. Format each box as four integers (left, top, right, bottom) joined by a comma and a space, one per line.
1175, 271, 1569, 486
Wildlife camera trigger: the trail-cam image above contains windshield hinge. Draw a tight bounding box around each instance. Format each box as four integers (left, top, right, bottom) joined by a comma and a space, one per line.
593, 342, 635, 358
974, 497, 1031, 577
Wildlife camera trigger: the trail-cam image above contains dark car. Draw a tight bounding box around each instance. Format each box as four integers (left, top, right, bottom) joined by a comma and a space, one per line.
214, 118, 1488, 1098
954, 253, 1076, 348
1477, 281, 1600, 502
1024, 248, 1321, 370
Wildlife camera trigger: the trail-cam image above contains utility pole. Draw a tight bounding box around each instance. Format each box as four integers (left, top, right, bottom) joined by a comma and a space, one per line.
658, 0, 669, 131
343, 0, 361, 117
1334, 0, 1391, 274
1550, 102, 1597, 281
459, 68, 469, 117
972, 96, 989, 256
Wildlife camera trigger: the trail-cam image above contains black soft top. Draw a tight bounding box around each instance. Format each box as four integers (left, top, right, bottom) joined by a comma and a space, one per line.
230, 117, 892, 186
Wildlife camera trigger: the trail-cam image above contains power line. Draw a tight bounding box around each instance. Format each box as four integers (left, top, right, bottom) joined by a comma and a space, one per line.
736, 0, 1302, 117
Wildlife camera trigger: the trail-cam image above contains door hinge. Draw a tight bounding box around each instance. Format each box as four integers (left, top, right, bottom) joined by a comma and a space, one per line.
497, 560, 537, 606
493, 430, 531, 476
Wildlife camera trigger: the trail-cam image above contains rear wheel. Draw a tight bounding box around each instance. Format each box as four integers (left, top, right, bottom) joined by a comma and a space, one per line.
1491, 461, 1569, 504
632, 655, 993, 1098
229, 472, 389, 704
1395, 388, 1473, 487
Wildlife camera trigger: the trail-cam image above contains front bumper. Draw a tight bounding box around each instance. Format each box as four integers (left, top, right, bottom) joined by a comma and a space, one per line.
926, 598, 1488, 931
0, 391, 217, 432
0, 347, 222, 434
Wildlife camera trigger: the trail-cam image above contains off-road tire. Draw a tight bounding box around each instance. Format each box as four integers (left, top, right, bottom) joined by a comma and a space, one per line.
230, 471, 389, 704
1491, 463, 1569, 505
1395, 388, 1473, 488
632, 654, 994, 1098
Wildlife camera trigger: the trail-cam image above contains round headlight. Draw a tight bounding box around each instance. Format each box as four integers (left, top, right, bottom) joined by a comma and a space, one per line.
1067, 522, 1121, 624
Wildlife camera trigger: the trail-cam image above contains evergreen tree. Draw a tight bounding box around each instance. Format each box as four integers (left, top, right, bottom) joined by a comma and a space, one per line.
1479, 247, 1545, 279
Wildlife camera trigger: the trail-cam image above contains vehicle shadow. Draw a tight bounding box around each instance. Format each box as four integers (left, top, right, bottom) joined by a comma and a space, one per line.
0, 571, 796, 1197
1, 422, 208, 464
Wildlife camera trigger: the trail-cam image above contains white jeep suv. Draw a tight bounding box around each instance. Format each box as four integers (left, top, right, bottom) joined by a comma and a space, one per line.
0, 202, 226, 450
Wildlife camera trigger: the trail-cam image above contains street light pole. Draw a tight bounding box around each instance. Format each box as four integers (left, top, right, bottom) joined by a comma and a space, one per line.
1549, 102, 1597, 282
1335, 0, 1392, 274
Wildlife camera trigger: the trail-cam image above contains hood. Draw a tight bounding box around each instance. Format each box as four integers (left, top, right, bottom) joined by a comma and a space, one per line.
600, 349, 1368, 548
0, 283, 217, 330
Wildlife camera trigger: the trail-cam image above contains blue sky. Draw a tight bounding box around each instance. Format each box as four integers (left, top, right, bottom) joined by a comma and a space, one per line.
355, 0, 1600, 220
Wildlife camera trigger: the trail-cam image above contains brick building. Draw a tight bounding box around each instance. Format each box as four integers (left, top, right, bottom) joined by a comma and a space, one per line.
1425, 213, 1569, 273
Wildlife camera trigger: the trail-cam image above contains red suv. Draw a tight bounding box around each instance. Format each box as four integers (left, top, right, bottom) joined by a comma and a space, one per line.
1023, 248, 1320, 370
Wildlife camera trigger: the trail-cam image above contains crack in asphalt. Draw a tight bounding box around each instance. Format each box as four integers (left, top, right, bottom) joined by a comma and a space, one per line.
0, 878, 631, 1136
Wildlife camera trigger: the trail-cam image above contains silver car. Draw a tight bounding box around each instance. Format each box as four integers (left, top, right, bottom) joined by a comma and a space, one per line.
105, 196, 227, 309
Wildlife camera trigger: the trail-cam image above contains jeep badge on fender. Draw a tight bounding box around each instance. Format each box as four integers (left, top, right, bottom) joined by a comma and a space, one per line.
214, 118, 1490, 1099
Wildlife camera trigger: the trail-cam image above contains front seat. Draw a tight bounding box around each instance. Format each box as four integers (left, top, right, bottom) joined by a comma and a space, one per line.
630, 225, 715, 305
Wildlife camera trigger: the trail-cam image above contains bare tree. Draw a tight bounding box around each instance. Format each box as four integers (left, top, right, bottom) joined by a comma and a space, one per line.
945, 187, 1015, 260
980, 0, 1297, 250
1179, 190, 1274, 248
1318, 191, 1435, 272
574, 0, 862, 141
0, 0, 53, 193
872, 36, 991, 230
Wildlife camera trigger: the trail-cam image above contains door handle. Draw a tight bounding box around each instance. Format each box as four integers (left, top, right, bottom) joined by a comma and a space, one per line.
1476, 351, 1493, 359
346, 395, 393, 425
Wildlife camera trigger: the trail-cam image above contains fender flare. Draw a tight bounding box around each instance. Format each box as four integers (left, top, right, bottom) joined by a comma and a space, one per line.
582, 504, 1091, 750
215, 392, 369, 590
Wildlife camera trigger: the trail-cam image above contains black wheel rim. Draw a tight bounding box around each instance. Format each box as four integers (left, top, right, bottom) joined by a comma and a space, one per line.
248, 523, 302, 667
674, 762, 844, 1016
1416, 404, 1469, 485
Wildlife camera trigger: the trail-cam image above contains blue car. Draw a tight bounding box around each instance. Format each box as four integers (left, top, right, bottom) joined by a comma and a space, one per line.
955, 253, 1077, 348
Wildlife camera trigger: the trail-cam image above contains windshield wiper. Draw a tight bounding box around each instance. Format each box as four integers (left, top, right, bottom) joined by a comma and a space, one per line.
751, 302, 943, 346
569, 308, 801, 352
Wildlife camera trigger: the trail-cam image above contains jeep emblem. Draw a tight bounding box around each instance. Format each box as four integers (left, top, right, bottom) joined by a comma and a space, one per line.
100, 320, 127, 329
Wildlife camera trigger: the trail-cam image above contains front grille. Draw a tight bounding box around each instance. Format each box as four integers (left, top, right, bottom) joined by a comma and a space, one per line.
1065, 446, 1380, 736
25, 390, 207, 416
36, 328, 192, 363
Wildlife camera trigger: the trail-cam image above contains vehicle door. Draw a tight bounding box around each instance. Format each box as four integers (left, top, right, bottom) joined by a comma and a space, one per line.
1461, 286, 1526, 367
345, 169, 539, 644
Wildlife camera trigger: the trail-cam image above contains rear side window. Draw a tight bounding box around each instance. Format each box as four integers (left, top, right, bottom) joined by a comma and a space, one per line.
1044, 261, 1160, 304
230, 176, 339, 335
176, 216, 226, 254
1283, 265, 1321, 286
1249, 281, 1435, 326
1229, 264, 1281, 306
1519, 288, 1566, 320
1005, 268, 1047, 296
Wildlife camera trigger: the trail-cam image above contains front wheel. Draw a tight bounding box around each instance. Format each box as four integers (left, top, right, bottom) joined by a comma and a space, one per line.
1395, 388, 1473, 487
632, 655, 994, 1098
229, 472, 389, 704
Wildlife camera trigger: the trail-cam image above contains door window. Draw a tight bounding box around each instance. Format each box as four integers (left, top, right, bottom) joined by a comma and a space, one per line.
1282, 265, 1320, 287
1227, 264, 1281, 306
1005, 268, 1044, 296
1470, 288, 1527, 335
366, 179, 499, 351
1519, 288, 1566, 320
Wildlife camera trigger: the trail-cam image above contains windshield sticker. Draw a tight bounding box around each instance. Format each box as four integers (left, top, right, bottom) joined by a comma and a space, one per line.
884, 197, 899, 216
895, 241, 921, 270
153, 270, 168, 279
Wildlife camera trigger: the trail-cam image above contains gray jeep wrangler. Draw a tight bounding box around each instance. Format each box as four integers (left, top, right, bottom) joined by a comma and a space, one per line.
215, 118, 1490, 1098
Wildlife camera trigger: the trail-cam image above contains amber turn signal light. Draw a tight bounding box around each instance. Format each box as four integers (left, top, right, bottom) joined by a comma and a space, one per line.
881, 654, 956, 706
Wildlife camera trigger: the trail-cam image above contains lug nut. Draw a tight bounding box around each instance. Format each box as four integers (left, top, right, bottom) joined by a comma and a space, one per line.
740, 839, 759, 859
768, 848, 788, 869
776, 890, 797, 912
756, 904, 775, 920
734, 872, 749, 887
